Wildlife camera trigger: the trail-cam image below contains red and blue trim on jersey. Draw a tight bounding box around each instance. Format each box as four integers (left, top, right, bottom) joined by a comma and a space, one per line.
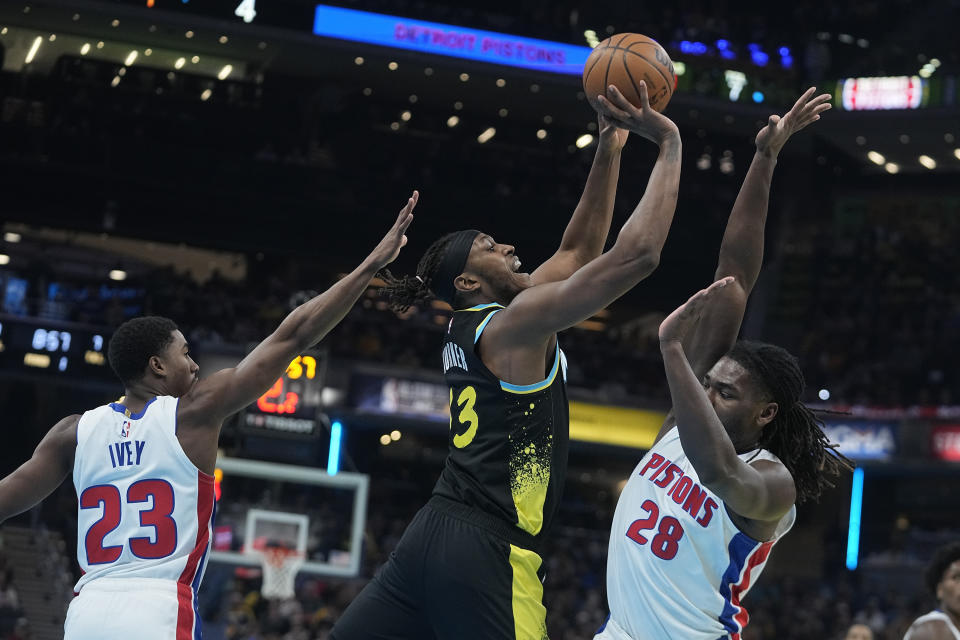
176, 470, 216, 640
717, 532, 774, 639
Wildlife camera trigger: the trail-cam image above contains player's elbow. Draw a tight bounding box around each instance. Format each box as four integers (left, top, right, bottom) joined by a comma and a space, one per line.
621, 248, 660, 280
713, 264, 755, 292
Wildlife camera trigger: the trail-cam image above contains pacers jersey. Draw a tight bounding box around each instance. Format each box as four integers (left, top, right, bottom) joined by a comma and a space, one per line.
72, 396, 215, 599
601, 427, 795, 640
433, 303, 569, 542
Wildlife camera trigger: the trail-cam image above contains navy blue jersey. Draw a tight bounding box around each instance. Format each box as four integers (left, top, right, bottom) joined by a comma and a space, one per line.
433, 303, 570, 542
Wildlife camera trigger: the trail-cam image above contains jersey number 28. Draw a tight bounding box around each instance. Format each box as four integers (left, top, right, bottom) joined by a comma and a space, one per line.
80, 480, 177, 564
626, 499, 685, 560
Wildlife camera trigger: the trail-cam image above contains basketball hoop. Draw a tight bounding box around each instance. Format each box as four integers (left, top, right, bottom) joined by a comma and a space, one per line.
257, 545, 304, 600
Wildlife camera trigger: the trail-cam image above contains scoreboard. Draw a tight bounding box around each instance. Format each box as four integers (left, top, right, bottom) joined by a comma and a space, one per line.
0, 315, 112, 380
241, 351, 326, 438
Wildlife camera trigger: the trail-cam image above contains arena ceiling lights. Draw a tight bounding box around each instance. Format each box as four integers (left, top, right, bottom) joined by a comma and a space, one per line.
0, 24, 245, 81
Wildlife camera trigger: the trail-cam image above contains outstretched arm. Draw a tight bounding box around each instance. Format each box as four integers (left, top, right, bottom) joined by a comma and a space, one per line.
488, 83, 681, 344
530, 115, 627, 285
684, 88, 832, 377
180, 192, 417, 425
659, 281, 795, 521
683, 87, 832, 379
0, 415, 78, 524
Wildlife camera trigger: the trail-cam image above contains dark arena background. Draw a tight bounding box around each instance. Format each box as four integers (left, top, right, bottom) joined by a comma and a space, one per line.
0, 0, 959, 639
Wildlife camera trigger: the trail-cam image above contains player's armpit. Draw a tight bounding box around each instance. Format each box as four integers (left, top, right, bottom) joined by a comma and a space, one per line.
701, 458, 796, 523
0, 414, 79, 524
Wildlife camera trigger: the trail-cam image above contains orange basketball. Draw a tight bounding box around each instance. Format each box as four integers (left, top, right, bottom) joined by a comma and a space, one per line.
583, 33, 677, 114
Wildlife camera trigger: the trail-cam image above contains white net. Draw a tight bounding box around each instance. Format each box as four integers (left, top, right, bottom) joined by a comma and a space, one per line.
259, 548, 304, 600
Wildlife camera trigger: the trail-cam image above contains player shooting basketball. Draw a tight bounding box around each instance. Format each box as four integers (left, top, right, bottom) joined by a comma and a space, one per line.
331, 82, 682, 640
597, 88, 852, 640
0, 195, 417, 640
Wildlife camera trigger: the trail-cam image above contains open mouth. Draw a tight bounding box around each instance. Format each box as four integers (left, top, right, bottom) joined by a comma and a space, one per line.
513, 257, 522, 272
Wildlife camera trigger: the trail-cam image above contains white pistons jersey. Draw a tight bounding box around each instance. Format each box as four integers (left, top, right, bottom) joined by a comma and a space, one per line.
599, 427, 795, 640
70, 395, 215, 639
904, 611, 960, 640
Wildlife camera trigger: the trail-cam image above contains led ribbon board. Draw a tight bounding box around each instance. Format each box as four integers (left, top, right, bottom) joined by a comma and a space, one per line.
313, 4, 592, 75
838, 76, 928, 110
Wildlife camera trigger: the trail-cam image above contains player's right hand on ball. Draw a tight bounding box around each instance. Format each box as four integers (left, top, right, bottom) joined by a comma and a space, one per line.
369, 190, 418, 268
595, 82, 679, 146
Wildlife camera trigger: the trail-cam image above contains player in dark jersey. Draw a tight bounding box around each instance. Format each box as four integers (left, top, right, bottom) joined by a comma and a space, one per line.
331, 83, 682, 640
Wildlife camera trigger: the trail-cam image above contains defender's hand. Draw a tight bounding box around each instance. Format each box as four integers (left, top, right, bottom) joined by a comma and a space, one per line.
756, 87, 832, 157
595, 83, 680, 146
369, 191, 418, 268
659, 277, 735, 344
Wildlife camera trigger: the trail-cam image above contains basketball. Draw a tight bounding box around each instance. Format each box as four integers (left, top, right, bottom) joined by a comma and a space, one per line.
583, 33, 677, 113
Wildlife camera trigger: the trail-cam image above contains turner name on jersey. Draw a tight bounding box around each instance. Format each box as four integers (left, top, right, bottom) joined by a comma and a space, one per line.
442, 341, 469, 373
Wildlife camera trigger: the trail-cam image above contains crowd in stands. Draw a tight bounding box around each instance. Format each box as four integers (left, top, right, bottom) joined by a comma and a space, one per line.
3, 197, 958, 408
0, 542, 25, 640
777, 195, 960, 407
4, 31, 956, 409
190, 476, 945, 640
1, 439, 951, 640
0, 2, 957, 638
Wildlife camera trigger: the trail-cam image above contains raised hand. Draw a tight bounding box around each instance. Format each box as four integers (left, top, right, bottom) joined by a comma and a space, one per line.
597, 112, 629, 152
658, 277, 735, 344
595, 82, 680, 146
369, 190, 418, 268
755, 87, 832, 157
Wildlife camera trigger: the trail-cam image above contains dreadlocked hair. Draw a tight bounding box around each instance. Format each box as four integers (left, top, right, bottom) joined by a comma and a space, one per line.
379, 232, 466, 312
727, 340, 854, 505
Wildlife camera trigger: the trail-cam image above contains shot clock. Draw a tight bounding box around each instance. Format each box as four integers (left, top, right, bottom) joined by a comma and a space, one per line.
242, 351, 326, 438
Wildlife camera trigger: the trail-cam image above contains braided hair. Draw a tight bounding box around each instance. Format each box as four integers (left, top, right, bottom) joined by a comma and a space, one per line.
380, 232, 465, 312
727, 340, 854, 504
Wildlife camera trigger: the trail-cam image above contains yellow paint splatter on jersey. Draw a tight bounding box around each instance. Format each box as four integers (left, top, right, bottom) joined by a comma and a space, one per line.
509, 403, 553, 536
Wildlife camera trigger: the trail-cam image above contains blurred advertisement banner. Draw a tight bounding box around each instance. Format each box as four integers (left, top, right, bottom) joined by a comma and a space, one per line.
822, 421, 897, 460
931, 425, 960, 462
